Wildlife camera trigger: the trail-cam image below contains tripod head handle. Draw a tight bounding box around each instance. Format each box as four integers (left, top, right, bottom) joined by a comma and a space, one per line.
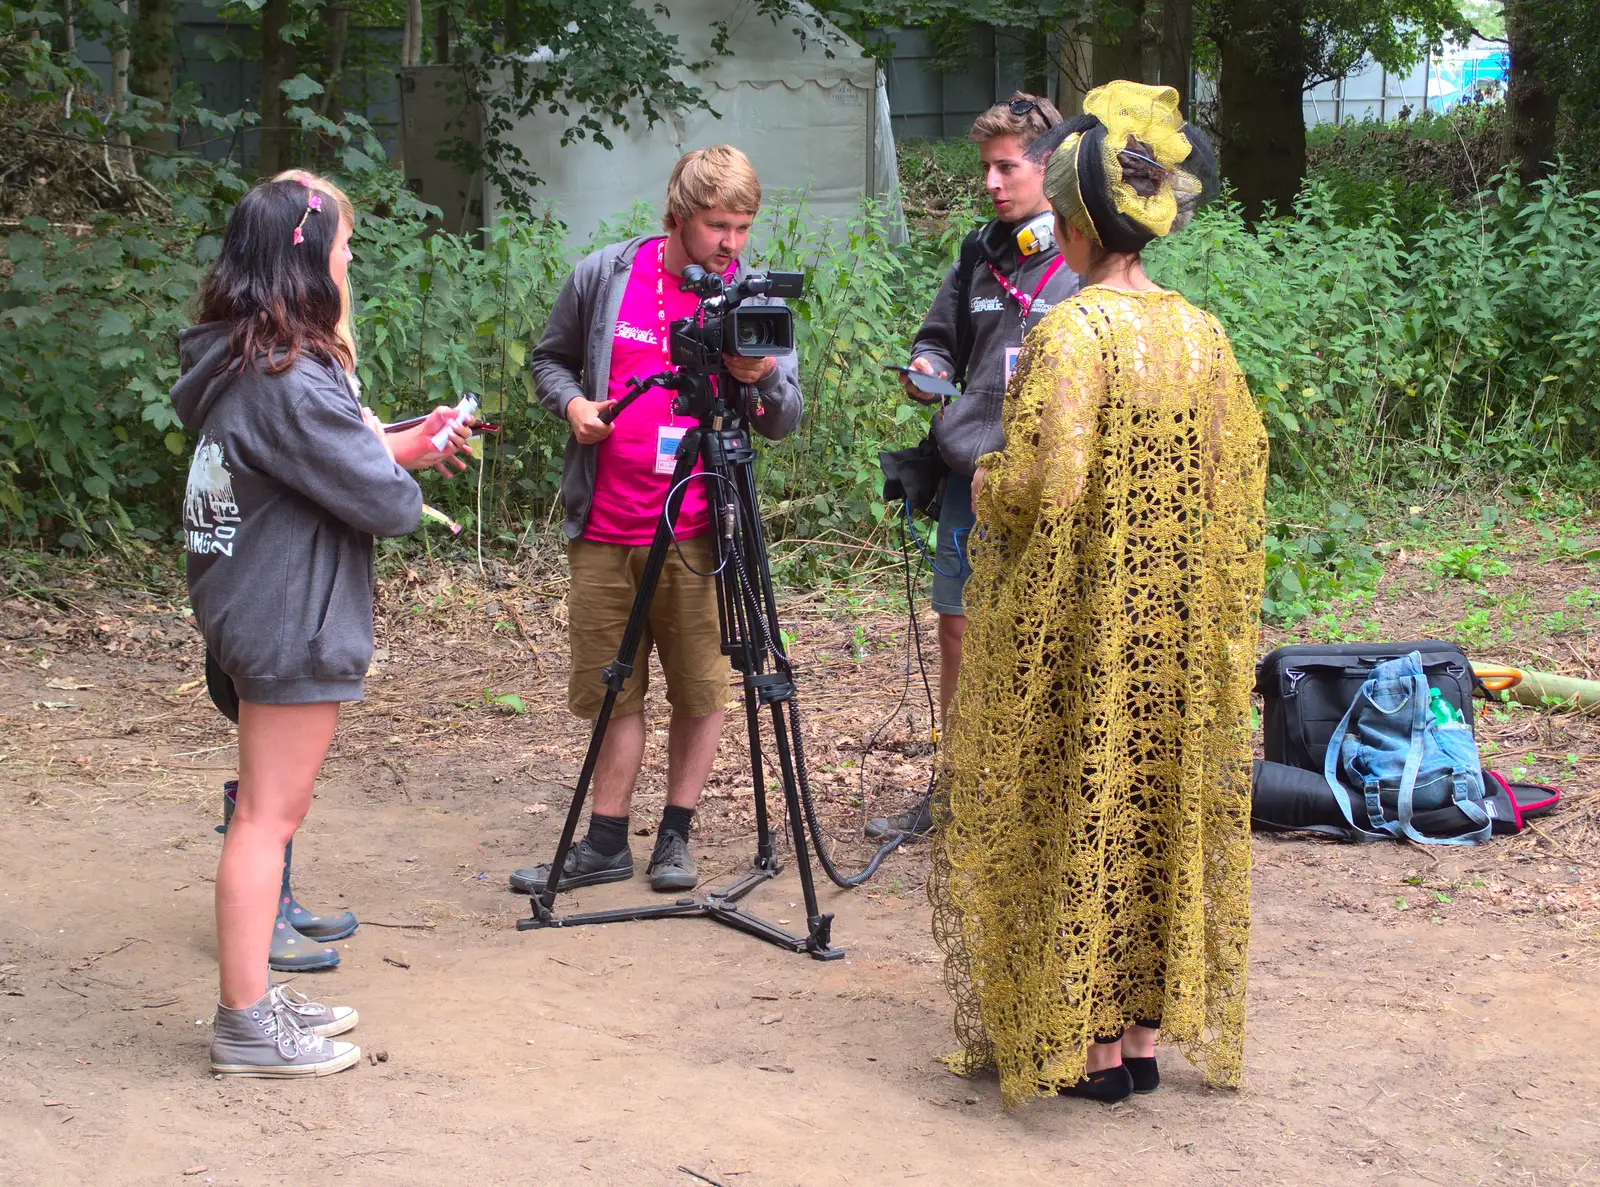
598, 370, 679, 424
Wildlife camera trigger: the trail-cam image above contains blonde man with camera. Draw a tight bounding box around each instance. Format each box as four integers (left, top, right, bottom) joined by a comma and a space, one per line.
511, 146, 803, 896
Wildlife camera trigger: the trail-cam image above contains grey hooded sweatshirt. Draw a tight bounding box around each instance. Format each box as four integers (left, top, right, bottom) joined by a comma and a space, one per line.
170, 323, 423, 704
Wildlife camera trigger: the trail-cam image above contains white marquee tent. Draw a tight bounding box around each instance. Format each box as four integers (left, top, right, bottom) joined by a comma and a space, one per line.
477, 0, 905, 243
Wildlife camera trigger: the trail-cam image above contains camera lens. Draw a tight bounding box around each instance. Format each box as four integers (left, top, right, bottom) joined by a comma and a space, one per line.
738, 320, 776, 348
727, 308, 792, 356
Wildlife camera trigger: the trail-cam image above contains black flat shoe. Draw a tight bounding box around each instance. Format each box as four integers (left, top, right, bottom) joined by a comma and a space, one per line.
1059, 1064, 1134, 1103
1124, 1056, 1159, 1093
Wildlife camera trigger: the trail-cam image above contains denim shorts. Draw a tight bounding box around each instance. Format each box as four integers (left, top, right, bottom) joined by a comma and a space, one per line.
932, 471, 974, 617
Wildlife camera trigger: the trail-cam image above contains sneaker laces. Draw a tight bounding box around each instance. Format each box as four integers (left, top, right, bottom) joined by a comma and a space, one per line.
269, 983, 328, 1026
259, 988, 324, 1059
651, 830, 690, 870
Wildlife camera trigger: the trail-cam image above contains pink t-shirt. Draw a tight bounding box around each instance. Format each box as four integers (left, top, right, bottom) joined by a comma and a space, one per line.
585, 239, 729, 545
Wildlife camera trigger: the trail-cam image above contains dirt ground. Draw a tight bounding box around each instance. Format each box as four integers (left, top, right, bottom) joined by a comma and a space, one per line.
2, 536, 1598, 1187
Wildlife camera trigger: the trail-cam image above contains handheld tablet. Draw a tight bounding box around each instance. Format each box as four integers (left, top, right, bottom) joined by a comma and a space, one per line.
885, 365, 961, 400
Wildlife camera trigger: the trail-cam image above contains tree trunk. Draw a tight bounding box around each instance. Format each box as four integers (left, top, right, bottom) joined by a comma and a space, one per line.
502, 0, 519, 50
1057, 24, 1092, 114
317, 5, 350, 122
1505, 0, 1558, 186
259, 0, 295, 177
1158, 0, 1193, 113
1217, 11, 1305, 223
435, 5, 450, 64
110, 0, 135, 174
128, 0, 175, 156
55, 0, 75, 53
1022, 25, 1051, 96
402, 0, 423, 66
1093, 0, 1147, 87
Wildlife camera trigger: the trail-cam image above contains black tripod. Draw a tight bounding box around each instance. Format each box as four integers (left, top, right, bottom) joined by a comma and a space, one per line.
516, 367, 844, 960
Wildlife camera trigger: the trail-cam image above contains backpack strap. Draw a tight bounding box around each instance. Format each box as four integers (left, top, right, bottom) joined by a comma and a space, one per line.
1326, 660, 1493, 846
951, 225, 987, 389
1323, 681, 1392, 839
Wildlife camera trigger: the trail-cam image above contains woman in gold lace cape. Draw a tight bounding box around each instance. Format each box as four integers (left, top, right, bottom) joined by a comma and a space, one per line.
928, 82, 1269, 1107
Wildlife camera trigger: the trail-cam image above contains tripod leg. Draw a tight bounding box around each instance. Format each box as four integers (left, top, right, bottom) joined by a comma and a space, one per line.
713, 517, 777, 872
744, 683, 776, 869
534, 687, 621, 916
766, 699, 833, 955
531, 435, 704, 916
722, 448, 836, 957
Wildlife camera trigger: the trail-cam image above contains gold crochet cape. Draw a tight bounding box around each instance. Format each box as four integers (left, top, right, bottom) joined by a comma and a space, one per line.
929, 286, 1268, 1106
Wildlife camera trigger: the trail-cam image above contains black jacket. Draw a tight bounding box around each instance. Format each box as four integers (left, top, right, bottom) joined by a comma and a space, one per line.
910, 218, 1081, 475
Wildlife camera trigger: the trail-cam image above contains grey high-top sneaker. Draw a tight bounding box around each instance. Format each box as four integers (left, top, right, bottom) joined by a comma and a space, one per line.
210, 987, 361, 1078
270, 983, 358, 1038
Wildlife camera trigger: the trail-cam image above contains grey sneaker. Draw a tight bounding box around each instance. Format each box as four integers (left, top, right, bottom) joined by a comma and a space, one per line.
509, 837, 634, 895
647, 831, 698, 893
271, 983, 358, 1038
210, 988, 361, 1078
864, 792, 934, 840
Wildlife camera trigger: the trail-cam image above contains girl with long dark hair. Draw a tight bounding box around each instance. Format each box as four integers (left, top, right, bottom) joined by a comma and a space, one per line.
171, 173, 470, 1077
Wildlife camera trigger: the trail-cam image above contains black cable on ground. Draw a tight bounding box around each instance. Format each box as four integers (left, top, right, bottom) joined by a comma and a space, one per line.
723, 525, 909, 888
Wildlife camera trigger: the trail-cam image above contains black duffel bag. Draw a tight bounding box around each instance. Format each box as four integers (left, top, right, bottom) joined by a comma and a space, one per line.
1254, 640, 1482, 773
1252, 759, 1561, 839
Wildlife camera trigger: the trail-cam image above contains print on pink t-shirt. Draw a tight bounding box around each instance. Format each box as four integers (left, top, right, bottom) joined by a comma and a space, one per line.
584, 238, 730, 545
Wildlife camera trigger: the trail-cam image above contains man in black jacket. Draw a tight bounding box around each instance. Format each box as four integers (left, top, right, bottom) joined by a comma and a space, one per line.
870, 93, 1082, 839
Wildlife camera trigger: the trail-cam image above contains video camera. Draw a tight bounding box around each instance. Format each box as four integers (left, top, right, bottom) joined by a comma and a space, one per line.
669, 265, 804, 372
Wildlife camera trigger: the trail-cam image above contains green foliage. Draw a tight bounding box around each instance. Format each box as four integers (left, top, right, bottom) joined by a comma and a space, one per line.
1145, 169, 1600, 490
1305, 106, 1510, 234
1261, 503, 1383, 621
1427, 542, 1511, 583
3, 108, 1597, 634
896, 139, 986, 230
1200, 0, 1468, 87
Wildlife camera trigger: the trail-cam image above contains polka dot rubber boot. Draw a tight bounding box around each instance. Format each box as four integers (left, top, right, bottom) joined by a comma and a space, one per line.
270, 910, 340, 971
279, 838, 358, 944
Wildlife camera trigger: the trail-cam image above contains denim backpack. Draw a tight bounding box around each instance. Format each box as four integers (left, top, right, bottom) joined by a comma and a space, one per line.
1323, 651, 1492, 846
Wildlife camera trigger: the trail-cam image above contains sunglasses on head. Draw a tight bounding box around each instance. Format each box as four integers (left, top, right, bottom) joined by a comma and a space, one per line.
1008, 98, 1044, 120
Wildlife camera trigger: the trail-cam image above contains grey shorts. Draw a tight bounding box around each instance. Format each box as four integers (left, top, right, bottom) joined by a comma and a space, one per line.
931, 470, 974, 617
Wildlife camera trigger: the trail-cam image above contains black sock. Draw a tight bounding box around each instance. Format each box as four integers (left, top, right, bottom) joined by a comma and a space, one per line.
659, 804, 695, 843
585, 813, 630, 857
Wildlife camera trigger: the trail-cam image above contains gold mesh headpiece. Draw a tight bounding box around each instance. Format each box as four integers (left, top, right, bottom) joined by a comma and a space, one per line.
1043, 131, 1098, 245
1044, 81, 1206, 251
1087, 82, 1191, 238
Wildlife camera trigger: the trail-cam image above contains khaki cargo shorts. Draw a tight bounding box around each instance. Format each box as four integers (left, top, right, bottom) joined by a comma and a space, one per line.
565, 534, 729, 721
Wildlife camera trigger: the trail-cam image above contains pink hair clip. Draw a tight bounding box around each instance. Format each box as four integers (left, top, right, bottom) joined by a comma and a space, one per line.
291, 190, 324, 246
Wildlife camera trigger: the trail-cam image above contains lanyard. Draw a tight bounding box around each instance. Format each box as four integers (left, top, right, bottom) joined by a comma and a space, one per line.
987, 256, 1064, 326
654, 240, 680, 426
654, 239, 676, 371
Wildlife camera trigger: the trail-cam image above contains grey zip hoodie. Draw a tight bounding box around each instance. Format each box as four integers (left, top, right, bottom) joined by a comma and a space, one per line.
170, 323, 423, 704
911, 218, 1081, 475
530, 235, 804, 540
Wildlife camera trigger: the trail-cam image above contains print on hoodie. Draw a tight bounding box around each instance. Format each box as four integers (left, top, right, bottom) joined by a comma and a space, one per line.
184, 436, 241, 557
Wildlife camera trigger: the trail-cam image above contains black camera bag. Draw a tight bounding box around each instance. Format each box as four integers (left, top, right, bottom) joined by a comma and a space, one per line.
1255, 640, 1481, 773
